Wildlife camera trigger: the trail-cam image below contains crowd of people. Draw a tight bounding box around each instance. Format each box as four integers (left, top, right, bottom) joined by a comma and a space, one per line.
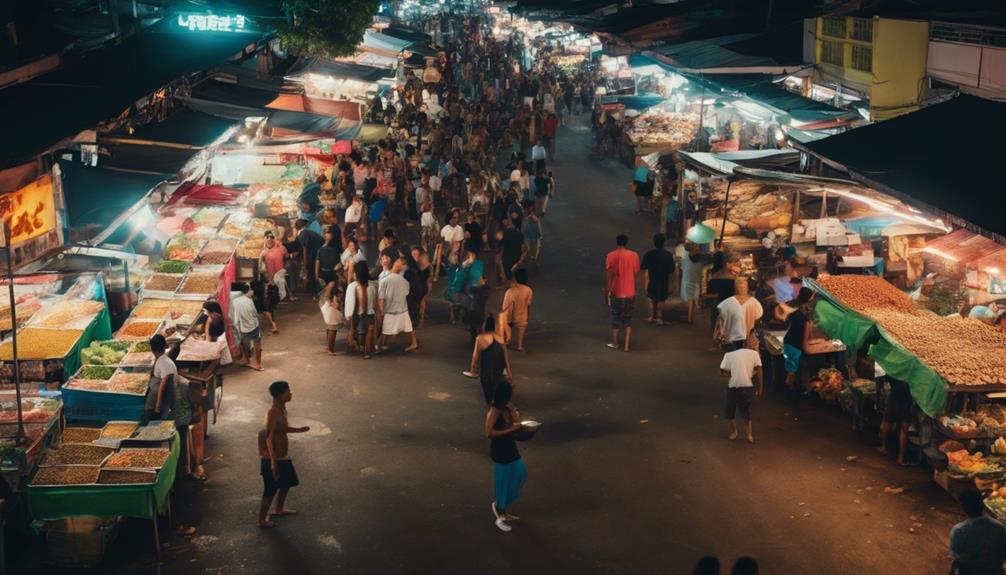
238, 14, 603, 534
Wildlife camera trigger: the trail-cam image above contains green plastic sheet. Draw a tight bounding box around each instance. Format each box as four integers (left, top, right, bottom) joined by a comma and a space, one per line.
809, 285, 948, 417
813, 298, 880, 352
27, 433, 179, 521
61, 306, 113, 382
868, 338, 948, 418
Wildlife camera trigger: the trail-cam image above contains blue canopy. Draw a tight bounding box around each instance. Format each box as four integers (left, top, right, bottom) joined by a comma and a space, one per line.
286, 58, 395, 84
58, 160, 165, 230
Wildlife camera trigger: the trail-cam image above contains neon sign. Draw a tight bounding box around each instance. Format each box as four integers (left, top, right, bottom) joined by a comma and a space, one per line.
177, 14, 247, 32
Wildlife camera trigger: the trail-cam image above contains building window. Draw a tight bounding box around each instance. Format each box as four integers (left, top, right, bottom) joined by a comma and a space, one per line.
821, 40, 843, 66
851, 45, 872, 72
822, 16, 847, 38
850, 18, 873, 42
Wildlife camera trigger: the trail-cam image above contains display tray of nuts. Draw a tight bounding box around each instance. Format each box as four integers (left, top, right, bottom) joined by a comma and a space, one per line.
30, 465, 100, 486
40, 444, 114, 466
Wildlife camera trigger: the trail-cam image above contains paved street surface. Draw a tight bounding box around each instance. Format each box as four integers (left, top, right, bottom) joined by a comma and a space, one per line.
31, 116, 962, 574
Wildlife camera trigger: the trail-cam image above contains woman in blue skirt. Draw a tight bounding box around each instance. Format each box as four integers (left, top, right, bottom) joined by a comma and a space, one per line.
485, 381, 527, 532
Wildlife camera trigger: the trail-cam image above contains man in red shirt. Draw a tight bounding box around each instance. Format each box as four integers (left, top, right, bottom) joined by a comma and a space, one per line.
542, 112, 559, 160
605, 234, 640, 352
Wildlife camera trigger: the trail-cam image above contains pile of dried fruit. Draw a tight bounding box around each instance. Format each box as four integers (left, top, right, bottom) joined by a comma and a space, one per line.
62, 427, 102, 443
131, 299, 172, 319
98, 469, 156, 484
102, 448, 170, 469
100, 422, 137, 440
0, 328, 84, 360
31, 465, 100, 486
817, 275, 918, 315
117, 321, 160, 340
41, 444, 113, 466
143, 274, 183, 293
178, 273, 220, 295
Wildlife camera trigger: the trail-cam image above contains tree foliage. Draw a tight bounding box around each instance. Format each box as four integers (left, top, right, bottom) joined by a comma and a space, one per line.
277, 0, 379, 58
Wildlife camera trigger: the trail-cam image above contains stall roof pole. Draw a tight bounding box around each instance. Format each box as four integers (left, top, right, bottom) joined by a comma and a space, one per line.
718, 178, 734, 248
3, 223, 26, 447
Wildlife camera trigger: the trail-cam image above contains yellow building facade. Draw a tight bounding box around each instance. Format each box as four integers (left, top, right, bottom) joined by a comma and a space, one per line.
812, 16, 929, 121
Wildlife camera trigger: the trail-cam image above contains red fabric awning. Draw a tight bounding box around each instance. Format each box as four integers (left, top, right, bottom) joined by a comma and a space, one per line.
168, 182, 246, 206
266, 94, 361, 121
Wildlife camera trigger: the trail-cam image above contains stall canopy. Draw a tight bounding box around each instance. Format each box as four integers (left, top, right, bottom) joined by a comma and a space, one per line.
362, 31, 413, 55
96, 108, 237, 175
922, 229, 1006, 264
382, 26, 433, 45
800, 95, 1006, 243
286, 58, 395, 84
0, 18, 262, 167
178, 78, 362, 140
646, 33, 802, 74
677, 149, 800, 176
58, 160, 165, 232
695, 74, 858, 126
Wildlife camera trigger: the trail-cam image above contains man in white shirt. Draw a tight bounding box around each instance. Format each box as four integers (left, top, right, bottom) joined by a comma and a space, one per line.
440, 210, 465, 265
531, 139, 546, 172
719, 338, 763, 443
146, 334, 177, 420
377, 257, 418, 352
229, 283, 263, 371
344, 193, 365, 233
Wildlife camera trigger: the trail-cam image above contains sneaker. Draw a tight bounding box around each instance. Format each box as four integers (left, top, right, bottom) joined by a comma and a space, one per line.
495, 518, 512, 532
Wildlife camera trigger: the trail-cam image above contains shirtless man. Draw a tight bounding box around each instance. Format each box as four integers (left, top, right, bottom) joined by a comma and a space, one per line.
258, 381, 309, 528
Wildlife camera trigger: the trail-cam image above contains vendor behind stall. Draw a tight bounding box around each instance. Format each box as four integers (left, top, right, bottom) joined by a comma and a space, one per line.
776, 287, 815, 392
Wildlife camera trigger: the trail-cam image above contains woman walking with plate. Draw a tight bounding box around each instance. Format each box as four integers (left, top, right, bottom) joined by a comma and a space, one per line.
486, 382, 528, 532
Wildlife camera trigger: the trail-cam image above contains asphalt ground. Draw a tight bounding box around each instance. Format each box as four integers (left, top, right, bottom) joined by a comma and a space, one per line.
25, 114, 962, 575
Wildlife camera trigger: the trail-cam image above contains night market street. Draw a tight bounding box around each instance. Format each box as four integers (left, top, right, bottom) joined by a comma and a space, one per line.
29, 119, 960, 575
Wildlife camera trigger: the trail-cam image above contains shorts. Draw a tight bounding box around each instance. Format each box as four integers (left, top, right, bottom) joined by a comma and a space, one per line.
239, 328, 261, 347
261, 459, 299, 497
354, 314, 374, 338
502, 259, 518, 279
724, 387, 754, 420
318, 270, 336, 286
883, 380, 913, 424
381, 311, 414, 335
783, 343, 802, 374
610, 297, 634, 329
647, 282, 669, 303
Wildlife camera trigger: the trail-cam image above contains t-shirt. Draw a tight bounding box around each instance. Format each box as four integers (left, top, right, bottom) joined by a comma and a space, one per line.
415, 186, 430, 207
441, 223, 464, 244
770, 276, 798, 302
297, 229, 325, 257
605, 248, 640, 298
543, 117, 558, 138
340, 248, 366, 267
501, 227, 524, 262
428, 174, 442, 192
720, 348, 762, 388
950, 516, 1006, 575
509, 169, 521, 182
146, 354, 178, 410
503, 284, 533, 324
784, 306, 808, 348
717, 296, 764, 342
641, 248, 676, 288
369, 199, 386, 222
531, 145, 546, 161
316, 245, 340, 273
260, 244, 288, 280
378, 272, 410, 315
345, 201, 364, 224
230, 292, 260, 334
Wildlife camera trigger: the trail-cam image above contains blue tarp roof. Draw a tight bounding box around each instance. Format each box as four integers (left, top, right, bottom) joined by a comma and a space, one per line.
58, 160, 165, 230
116, 108, 236, 147
0, 18, 262, 167
362, 31, 412, 54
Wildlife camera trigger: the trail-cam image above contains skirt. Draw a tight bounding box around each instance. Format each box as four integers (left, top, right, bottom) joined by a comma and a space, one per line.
493, 458, 527, 511
381, 311, 414, 335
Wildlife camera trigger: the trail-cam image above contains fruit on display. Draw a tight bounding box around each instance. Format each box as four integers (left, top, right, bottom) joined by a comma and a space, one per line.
143, 274, 184, 293
809, 368, 845, 401
62, 427, 102, 443
947, 449, 1002, 475
77, 366, 116, 380
817, 275, 917, 314
102, 447, 170, 469
100, 422, 138, 440
178, 272, 220, 295
624, 111, 699, 148
940, 414, 978, 435
117, 321, 161, 340
165, 236, 202, 261
31, 465, 100, 486
994, 437, 1006, 456
154, 260, 191, 274
80, 340, 130, 366
33, 299, 104, 328
107, 373, 148, 395
98, 469, 156, 484
41, 443, 113, 466
0, 328, 84, 360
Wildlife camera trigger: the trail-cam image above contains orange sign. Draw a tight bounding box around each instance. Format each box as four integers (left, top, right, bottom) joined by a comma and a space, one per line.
0, 175, 56, 247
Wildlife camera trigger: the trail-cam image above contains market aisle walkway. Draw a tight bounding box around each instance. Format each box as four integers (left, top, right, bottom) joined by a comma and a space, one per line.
60, 115, 962, 575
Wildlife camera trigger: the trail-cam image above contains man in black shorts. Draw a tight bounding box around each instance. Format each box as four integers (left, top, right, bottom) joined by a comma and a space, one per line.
641, 233, 676, 325
258, 381, 310, 528
877, 377, 913, 465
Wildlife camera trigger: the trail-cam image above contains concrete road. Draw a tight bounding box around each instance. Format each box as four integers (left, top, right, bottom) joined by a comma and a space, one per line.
30, 115, 961, 575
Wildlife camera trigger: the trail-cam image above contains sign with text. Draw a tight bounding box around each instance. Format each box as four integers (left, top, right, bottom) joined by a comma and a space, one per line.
0, 175, 56, 248
176, 13, 248, 33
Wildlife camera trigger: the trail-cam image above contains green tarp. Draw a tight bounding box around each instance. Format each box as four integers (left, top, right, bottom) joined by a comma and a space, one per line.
61, 305, 113, 382
28, 432, 179, 520
809, 283, 948, 417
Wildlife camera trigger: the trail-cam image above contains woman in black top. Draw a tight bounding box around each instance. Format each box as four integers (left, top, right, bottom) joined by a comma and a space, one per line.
251, 272, 280, 334
775, 287, 816, 391
485, 381, 526, 532
706, 251, 736, 330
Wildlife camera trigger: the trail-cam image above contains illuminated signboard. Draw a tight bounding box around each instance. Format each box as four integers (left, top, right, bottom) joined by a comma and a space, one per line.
177, 14, 248, 32
0, 176, 56, 248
